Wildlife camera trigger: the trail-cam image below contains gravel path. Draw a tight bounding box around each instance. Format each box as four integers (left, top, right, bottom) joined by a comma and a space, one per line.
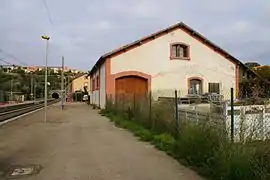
0, 103, 203, 180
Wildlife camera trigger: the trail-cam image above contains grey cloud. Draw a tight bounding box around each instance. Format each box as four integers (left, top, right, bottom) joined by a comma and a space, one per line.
0, 0, 269, 71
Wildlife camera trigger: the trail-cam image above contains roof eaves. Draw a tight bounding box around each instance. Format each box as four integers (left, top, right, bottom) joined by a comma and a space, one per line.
89, 56, 104, 75
180, 23, 270, 84
71, 73, 88, 81
101, 22, 183, 59
180, 23, 269, 83
88, 21, 269, 84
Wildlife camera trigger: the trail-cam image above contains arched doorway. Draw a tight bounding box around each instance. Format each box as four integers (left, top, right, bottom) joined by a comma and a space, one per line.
115, 76, 148, 96
188, 78, 203, 95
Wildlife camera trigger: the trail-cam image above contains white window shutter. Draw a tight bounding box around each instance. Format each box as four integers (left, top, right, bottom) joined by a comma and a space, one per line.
172, 45, 177, 58
180, 47, 184, 58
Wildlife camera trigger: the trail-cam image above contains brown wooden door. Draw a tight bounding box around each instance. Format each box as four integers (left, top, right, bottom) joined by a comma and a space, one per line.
115, 76, 148, 96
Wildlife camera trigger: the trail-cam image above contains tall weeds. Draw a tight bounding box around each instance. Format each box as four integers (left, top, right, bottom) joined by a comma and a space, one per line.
103, 94, 270, 180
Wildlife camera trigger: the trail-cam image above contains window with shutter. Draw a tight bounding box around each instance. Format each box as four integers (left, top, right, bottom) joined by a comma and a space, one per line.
92, 78, 95, 91
172, 45, 177, 58
176, 45, 181, 57
189, 78, 203, 94
170, 43, 190, 60
96, 76, 99, 90
208, 83, 220, 93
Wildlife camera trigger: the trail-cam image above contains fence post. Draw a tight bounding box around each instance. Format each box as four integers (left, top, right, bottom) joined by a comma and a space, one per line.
175, 90, 180, 134
230, 88, 234, 143
149, 91, 154, 130
115, 94, 118, 114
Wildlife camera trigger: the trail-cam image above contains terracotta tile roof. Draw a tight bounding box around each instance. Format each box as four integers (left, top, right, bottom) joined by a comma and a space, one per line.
89, 22, 268, 84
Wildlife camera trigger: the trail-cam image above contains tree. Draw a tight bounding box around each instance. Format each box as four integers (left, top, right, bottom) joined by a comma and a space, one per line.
11, 68, 25, 75
253, 66, 270, 82
245, 62, 261, 68
0, 67, 84, 100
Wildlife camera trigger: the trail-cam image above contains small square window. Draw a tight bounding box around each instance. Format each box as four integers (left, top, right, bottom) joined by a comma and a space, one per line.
170, 43, 190, 60
208, 83, 220, 94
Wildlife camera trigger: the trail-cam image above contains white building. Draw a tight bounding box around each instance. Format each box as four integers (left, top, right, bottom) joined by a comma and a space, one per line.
89, 22, 261, 108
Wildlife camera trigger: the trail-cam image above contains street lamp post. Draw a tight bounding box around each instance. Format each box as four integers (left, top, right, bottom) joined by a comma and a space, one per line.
41, 35, 50, 123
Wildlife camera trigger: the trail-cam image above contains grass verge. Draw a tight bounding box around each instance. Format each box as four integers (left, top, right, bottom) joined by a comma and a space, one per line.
100, 109, 270, 180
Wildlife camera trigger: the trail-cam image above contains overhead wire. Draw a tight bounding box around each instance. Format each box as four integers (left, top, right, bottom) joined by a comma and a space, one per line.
0, 48, 29, 66
0, 58, 13, 65
42, 0, 53, 25
1, 0, 54, 68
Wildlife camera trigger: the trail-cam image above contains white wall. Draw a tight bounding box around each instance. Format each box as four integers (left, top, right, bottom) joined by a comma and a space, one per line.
90, 63, 106, 108
90, 76, 93, 104
72, 75, 90, 93
90, 70, 100, 106
110, 28, 236, 100
99, 63, 106, 108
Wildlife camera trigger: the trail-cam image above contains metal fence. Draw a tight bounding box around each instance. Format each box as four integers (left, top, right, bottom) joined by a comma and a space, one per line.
178, 91, 270, 143
105, 88, 270, 143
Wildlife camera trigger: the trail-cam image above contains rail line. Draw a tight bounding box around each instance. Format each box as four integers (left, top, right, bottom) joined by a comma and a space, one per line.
0, 99, 58, 122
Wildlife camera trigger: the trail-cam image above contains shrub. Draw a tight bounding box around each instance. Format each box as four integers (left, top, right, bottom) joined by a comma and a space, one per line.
135, 129, 153, 141
102, 95, 270, 180
174, 122, 225, 176
174, 122, 270, 180
151, 101, 175, 133
152, 133, 176, 154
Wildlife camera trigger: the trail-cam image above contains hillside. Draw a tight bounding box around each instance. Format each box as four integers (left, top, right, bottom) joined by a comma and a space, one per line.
0, 66, 84, 101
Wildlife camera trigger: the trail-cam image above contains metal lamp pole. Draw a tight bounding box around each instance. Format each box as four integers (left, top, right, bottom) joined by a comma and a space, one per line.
41, 35, 50, 123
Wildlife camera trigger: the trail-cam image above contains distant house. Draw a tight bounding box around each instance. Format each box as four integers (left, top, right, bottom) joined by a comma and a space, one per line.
71, 73, 90, 93
89, 22, 268, 108
25, 66, 82, 74
0, 65, 18, 72
245, 62, 261, 68
253, 65, 270, 71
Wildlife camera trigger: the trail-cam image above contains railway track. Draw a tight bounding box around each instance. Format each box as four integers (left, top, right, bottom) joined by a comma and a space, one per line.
0, 99, 58, 122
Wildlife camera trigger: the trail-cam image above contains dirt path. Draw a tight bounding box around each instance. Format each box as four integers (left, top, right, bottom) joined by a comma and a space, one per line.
0, 103, 203, 180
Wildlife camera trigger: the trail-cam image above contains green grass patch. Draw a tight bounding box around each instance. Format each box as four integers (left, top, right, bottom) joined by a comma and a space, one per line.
100, 109, 270, 180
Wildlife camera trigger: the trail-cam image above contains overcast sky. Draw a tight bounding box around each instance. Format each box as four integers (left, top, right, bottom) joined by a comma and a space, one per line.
0, 0, 269, 71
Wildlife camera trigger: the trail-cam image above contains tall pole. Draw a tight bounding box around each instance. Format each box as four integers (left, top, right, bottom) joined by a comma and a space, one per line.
61, 56, 64, 110
34, 84, 36, 101
30, 74, 34, 100
44, 40, 49, 123
64, 78, 66, 103
41, 35, 50, 123
10, 79, 13, 102
67, 76, 70, 103
230, 88, 234, 143
68, 76, 70, 93
175, 90, 179, 134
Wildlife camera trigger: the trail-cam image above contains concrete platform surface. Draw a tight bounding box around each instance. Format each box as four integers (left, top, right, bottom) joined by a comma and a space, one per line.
0, 103, 203, 180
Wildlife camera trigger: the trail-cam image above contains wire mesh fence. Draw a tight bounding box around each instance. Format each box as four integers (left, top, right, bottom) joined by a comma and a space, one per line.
102, 87, 270, 179
106, 92, 177, 135
104, 87, 270, 143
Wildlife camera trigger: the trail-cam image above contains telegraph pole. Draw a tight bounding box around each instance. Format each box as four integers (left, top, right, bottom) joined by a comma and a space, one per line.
34, 84, 36, 101
64, 77, 66, 103
10, 79, 13, 102
67, 76, 70, 103
41, 35, 50, 123
30, 74, 34, 100
61, 56, 64, 110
